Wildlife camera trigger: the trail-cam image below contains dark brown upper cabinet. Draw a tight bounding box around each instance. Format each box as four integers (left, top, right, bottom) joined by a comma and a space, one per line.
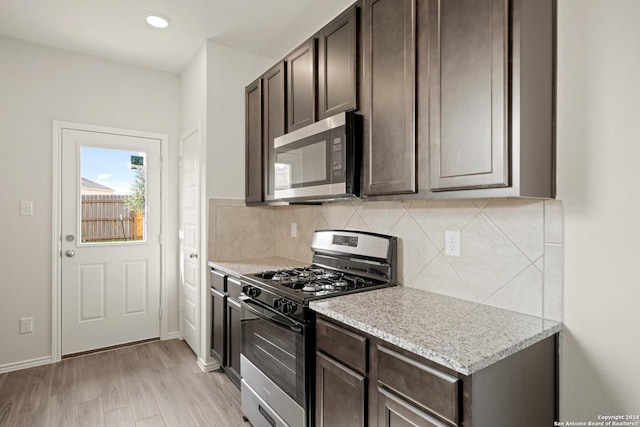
317, 5, 358, 120
244, 63, 286, 205
428, 0, 509, 191
362, 0, 417, 196
362, 0, 555, 200
246, 3, 360, 204
244, 78, 263, 204
426, 0, 556, 198
262, 62, 286, 201
286, 39, 316, 132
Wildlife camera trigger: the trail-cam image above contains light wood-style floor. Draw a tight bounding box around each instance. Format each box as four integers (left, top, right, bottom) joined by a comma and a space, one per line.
0, 339, 248, 427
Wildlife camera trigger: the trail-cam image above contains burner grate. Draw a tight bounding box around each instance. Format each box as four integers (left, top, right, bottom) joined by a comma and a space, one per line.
253, 265, 375, 295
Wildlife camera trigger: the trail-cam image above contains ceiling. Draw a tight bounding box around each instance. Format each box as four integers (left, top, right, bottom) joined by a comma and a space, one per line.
0, 0, 354, 74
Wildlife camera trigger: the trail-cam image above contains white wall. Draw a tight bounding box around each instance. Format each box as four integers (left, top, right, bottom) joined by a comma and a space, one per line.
557, 0, 640, 418
180, 42, 273, 366
0, 37, 181, 367
180, 45, 207, 134
205, 41, 274, 198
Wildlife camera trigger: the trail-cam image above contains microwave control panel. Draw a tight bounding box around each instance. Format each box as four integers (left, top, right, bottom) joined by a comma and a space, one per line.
331, 133, 345, 181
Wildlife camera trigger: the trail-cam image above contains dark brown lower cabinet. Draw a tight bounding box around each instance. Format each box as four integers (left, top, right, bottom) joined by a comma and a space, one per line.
374, 344, 459, 425
377, 387, 447, 427
210, 287, 226, 365
316, 352, 366, 427
225, 297, 241, 386
315, 314, 557, 427
210, 269, 242, 388
225, 278, 242, 387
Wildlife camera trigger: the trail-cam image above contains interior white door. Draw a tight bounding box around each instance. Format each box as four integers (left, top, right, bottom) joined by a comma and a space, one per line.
180, 128, 201, 353
61, 128, 161, 355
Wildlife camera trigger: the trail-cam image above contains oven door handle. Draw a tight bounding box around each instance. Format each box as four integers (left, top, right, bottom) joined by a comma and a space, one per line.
240, 296, 305, 335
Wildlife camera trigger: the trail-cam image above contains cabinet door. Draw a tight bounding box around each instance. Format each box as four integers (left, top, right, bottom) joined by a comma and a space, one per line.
316, 352, 366, 427
245, 78, 263, 204
262, 62, 286, 200
429, 0, 509, 190
226, 297, 242, 387
317, 5, 358, 120
210, 288, 226, 365
363, 0, 417, 196
286, 39, 316, 132
377, 387, 448, 427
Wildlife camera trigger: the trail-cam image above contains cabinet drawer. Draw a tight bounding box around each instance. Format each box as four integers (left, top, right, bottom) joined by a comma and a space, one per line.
316, 319, 367, 374
376, 345, 459, 425
227, 277, 242, 300
210, 269, 226, 292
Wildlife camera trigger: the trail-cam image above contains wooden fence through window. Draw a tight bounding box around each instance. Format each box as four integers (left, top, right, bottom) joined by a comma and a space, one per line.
81, 195, 143, 242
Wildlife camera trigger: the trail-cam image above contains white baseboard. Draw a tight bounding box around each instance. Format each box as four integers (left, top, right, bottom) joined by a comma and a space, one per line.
164, 331, 181, 340
0, 356, 53, 374
197, 357, 221, 372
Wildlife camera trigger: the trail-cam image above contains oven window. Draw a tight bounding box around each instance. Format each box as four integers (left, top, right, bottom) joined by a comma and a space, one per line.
275, 140, 327, 190
242, 309, 306, 407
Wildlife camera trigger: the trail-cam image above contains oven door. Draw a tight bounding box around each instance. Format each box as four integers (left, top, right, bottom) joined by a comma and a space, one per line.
240, 296, 307, 408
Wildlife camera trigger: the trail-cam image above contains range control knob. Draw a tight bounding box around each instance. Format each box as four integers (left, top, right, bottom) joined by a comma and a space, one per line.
273, 298, 283, 310
281, 302, 297, 316
244, 286, 261, 298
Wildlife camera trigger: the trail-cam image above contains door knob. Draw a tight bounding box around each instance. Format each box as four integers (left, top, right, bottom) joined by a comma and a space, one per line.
189, 253, 198, 259
65, 250, 75, 258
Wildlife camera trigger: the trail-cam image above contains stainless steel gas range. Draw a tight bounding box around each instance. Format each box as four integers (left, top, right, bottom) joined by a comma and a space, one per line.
239, 229, 397, 427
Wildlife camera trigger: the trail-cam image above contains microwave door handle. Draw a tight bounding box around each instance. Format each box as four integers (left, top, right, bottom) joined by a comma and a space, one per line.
240, 297, 305, 335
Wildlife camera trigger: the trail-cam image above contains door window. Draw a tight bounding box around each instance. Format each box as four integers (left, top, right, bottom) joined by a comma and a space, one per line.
80, 146, 147, 243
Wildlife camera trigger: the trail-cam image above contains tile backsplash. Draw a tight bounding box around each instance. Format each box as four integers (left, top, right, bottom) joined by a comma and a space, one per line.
208, 198, 563, 321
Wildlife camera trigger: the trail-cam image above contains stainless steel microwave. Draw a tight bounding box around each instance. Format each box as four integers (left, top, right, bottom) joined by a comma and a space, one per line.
273, 111, 361, 202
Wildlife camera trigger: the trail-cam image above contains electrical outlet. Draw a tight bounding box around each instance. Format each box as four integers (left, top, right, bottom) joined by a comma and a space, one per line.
445, 231, 461, 257
291, 222, 298, 238
20, 200, 34, 216
19, 317, 33, 334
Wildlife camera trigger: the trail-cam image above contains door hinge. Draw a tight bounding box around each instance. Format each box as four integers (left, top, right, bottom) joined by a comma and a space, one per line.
159, 307, 162, 319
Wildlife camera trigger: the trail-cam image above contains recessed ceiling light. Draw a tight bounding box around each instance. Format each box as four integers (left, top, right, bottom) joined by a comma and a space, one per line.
145, 13, 170, 29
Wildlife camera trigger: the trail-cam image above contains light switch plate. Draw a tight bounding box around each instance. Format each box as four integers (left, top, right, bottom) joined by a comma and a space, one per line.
20, 200, 34, 216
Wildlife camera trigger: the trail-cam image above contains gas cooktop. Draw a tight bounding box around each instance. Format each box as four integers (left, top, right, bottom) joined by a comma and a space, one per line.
246, 265, 382, 298
241, 230, 398, 306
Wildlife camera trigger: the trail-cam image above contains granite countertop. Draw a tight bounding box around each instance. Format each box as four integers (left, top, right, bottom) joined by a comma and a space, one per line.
310, 286, 562, 376
208, 257, 306, 277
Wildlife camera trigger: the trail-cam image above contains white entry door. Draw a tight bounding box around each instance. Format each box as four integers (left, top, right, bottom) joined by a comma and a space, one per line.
61, 128, 161, 355
179, 128, 201, 353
